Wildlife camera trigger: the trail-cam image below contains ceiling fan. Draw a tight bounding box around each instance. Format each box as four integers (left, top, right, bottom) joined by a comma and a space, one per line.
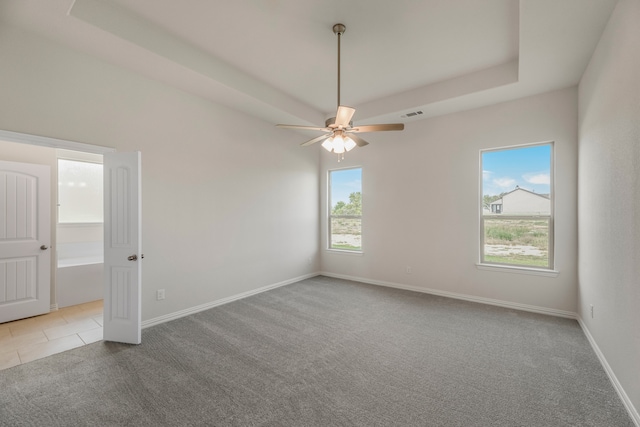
276, 23, 404, 160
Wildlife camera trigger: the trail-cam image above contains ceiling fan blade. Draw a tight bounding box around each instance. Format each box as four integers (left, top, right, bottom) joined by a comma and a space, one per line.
335, 106, 356, 127
300, 133, 331, 147
351, 123, 405, 133
347, 133, 369, 147
276, 124, 330, 132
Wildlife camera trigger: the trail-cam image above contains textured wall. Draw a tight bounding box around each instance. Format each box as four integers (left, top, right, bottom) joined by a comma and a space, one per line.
578, 0, 640, 419
321, 87, 579, 314
0, 24, 320, 321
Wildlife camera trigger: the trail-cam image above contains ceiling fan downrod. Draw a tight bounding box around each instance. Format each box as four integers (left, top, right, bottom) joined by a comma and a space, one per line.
274, 22, 404, 161
333, 23, 346, 109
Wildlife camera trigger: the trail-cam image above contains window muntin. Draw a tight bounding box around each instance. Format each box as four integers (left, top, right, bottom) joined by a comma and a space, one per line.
58, 159, 103, 223
480, 143, 553, 269
328, 167, 362, 251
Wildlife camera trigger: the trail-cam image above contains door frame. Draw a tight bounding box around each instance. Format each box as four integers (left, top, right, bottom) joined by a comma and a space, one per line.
0, 129, 116, 313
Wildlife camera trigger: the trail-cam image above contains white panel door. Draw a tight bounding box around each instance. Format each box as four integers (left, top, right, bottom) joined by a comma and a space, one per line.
0, 161, 51, 323
103, 152, 141, 344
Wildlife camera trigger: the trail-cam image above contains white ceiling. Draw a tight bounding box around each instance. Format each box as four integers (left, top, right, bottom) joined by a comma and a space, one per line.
0, 0, 617, 127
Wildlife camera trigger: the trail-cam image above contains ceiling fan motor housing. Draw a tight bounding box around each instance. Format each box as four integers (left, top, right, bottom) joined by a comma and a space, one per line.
325, 117, 353, 128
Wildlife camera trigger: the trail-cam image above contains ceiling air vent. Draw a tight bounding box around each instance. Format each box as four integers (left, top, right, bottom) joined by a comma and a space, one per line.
401, 110, 424, 118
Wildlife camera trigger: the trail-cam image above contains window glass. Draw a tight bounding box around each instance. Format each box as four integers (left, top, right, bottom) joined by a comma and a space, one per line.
329, 167, 362, 251
481, 144, 553, 269
58, 159, 103, 223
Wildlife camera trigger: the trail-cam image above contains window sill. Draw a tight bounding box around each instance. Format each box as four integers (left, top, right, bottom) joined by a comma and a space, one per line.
57, 222, 104, 227
476, 263, 559, 277
326, 249, 364, 256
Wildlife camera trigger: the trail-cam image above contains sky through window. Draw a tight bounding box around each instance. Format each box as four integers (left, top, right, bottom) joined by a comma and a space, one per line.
330, 168, 362, 208
482, 144, 551, 197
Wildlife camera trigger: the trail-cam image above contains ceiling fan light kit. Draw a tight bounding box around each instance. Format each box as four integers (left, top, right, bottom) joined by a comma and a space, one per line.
276, 23, 404, 161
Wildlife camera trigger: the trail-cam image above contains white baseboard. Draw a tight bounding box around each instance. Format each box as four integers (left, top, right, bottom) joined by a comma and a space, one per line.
141, 272, 319, 329
577, 317, 640, 427
319, 271, 577, 319
50, 303, 58, 311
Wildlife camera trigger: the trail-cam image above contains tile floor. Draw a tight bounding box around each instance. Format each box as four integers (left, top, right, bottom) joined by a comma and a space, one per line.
0, 300, 103, 371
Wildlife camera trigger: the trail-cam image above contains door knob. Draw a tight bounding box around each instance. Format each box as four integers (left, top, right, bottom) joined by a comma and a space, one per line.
127, 255, 138, 261
40, 245, 48, 250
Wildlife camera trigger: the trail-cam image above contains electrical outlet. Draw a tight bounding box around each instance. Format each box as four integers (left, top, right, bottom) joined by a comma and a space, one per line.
405, 266, 412, 274
590, 304, 594, 318
157, 289, 165, 301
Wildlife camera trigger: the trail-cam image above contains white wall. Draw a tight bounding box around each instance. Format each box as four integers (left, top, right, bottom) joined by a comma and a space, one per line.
0, 24, 320, 321
321, 87, 578, 314
57, 225, 103, 246
578, 0, 640, 419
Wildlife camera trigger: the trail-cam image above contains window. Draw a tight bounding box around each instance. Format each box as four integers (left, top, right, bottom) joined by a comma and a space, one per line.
480, 143, 553, 269
329, 167, 362, 251
58, 158, 103, 223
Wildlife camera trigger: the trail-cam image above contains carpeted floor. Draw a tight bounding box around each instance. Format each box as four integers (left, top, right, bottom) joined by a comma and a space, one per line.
0, 276, 634, 426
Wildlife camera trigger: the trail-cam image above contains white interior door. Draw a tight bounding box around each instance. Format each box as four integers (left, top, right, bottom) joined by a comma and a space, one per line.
103, 152, 141, 344
0, 161, 51, 323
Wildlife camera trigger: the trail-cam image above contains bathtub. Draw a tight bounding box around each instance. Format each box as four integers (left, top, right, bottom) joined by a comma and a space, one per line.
56, 241, 103, 308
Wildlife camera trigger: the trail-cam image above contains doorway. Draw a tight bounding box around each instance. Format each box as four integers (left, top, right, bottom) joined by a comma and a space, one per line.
0, 139, 109, 369
0, 139, 108, 314
0, 130, 140, 369
56, 150, 104, 308
0, 129, 141, 347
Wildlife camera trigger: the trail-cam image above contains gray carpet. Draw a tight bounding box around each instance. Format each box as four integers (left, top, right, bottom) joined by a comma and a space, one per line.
0, 276, 634, 426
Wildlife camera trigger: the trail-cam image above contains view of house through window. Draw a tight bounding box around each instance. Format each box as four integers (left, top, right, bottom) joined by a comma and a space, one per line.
329, 167, 362, 251
481, 143, 553, 269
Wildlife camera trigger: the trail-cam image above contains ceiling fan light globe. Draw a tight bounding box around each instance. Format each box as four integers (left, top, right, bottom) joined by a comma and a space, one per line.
332, 135, 346, 154
321, 138, 334, 152
344, 137, 357, 151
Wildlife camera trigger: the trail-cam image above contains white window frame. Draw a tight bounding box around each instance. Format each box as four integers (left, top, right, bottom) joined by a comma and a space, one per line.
479, 142, 555, 272
328, 166, 363, 253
